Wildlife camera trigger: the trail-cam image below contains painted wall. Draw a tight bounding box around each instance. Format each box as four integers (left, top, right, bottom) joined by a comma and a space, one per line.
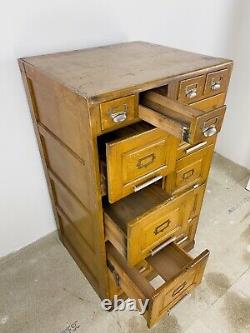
0, 0, 248, 257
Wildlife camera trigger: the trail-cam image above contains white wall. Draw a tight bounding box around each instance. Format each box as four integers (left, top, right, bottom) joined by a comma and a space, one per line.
0, 0, 248, 257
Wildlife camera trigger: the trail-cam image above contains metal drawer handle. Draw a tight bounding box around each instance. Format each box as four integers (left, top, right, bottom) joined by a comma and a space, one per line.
151, 236, 177, 256
154, 220, 170, 235
186, 88, 197, 99
185, 141, 207, 154
203, 125, 217, 137
183, 169, 194, 180
109, 103, 128, 123
134, 175, 163, 192
172, 281, 187, 297
137, 153, 156, 169
211, 82, 221, 91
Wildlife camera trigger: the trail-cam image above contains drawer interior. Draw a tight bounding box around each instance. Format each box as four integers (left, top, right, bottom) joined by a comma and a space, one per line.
107, 241, 209, 327
104, 183, 206, 266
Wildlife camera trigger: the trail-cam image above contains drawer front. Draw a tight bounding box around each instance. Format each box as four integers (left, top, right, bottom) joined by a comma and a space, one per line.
140, 91, 226, 144
100, 95, 136, 131
204, 69, 230, 97
165, 143, 214, 195
178, 75, 206, 103
190, 93, 226, 112
127, 184, 206, 266
106, 128, 177, 203
189, 105, 226, 143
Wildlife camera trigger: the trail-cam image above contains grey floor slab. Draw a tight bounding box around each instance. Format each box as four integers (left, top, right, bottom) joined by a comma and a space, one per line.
0, 153, 249, 333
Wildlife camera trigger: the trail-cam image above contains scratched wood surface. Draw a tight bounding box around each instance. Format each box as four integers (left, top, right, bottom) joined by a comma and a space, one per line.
22, 41, 231, 101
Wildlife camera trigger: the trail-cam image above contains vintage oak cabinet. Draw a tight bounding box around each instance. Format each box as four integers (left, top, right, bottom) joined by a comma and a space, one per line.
19, 42, 232, 328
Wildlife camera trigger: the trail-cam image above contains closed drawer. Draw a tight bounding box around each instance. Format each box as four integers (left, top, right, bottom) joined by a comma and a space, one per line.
176, 136, 216, 160
100, 95, 137, 131
99, 122, 178, 203
190, 93, 226, 112
104, 183, 206, 266
204, 68, 230, 97
140, 91, 226, 144
107, 241, 209, 328
178, 75, 206, 103
165, 143, 214, 195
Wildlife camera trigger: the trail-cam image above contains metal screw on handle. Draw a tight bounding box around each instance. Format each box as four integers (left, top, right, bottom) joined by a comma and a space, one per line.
186, 88, 197, 99
110, 111, 127, 123
203, 125, 217, 137
211, 82, 221, 91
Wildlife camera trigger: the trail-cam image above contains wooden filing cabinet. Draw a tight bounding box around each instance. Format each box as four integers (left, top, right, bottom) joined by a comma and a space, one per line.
19, 42, 232, 328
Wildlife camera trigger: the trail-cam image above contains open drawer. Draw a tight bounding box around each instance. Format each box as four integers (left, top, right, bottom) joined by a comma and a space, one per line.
104, 183, 206, 266
107, 242, 209, 328
98, 122, 178, 203
140, 91, 226, 144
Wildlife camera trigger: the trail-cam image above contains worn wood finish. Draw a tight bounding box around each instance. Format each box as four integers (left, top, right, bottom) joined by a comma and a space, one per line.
19, 60, 108, 298
19, 42, 232, 327
23, 42, 232, 103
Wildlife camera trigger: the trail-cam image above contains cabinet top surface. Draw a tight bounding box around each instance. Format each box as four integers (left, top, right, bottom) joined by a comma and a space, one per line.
22, 41, 232, 101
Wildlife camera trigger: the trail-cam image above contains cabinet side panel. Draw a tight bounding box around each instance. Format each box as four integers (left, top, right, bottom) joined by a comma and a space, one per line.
19, 60, 108, 298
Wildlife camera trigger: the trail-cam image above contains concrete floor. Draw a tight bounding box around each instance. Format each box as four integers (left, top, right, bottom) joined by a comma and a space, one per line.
1, 153, 250, 333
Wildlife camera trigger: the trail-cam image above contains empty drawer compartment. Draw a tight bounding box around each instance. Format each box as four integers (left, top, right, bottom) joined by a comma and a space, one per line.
98, 122, 178, 203
107, 242, 209, 328
104, 183, 206, 266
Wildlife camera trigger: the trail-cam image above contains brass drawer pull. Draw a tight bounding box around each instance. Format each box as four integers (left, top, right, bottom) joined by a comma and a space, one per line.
151, 236, 177, 256
185, 141, 207, 154
137, 153, 156, 169
172, 281, 187, 297
154, 220, 170, 235
134, 175, 163, 192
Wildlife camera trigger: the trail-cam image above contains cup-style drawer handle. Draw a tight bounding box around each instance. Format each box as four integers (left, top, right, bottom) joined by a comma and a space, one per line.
211, 82, 221, 91
172, 281, 187, 297
109, 103, 128, 123
203, 125, 217, 137
110, 111, 127, 123
134, 175, 163, 192
154, 220, 170, 235
186, 88, 197, 99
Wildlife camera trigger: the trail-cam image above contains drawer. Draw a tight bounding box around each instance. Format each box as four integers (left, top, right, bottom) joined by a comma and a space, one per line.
140, 91, 226, 144
99, 122, 178, 203
100, 95, 137, 131
107, 242, 209, 328
165, 143, 214, 195
178, 75, 206, 103
176, 136, 216, 160
204, 69, 230, 97
104, 183, 206, 266
190, 93, 226, 112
